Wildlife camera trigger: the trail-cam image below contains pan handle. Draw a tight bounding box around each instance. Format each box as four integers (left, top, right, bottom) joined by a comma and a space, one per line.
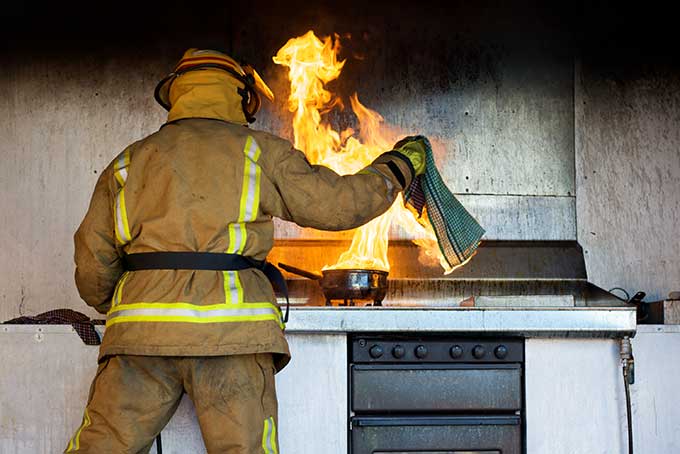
278, 263, 323, 280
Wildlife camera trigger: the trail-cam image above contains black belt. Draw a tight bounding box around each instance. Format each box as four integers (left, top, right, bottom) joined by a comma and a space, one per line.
123, 252, 290, 322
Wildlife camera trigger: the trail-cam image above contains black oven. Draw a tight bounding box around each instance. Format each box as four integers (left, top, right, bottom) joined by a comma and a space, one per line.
349, 335, 524, 454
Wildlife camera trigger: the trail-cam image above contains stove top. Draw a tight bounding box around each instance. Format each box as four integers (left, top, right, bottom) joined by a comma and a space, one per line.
274, 241, 629, 309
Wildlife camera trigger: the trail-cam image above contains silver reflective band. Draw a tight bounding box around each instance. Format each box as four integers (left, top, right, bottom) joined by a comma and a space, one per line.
115, 192, 131, 243
108, 306, 280, 320
114, 149, 130, 185
225, 271, 240, 304
227, 136, 262, 255
243, 137, 261, 222
228, 223, 245, 255
113, 148, 132, 244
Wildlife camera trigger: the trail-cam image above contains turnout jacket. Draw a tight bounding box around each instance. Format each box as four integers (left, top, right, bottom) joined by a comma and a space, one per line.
74, 71, 414, 370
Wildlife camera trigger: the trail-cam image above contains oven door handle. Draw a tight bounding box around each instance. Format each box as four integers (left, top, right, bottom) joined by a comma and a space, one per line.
352, 415, 521, 427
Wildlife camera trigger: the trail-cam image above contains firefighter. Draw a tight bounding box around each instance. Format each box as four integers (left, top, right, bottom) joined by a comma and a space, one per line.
65, 48, 426, 453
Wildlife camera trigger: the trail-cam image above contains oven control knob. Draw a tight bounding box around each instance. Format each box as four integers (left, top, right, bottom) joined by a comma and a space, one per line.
472, 345, 486, 359
414, 345, 428, 359
369, 345, 384, 359
449, 345, 464, 359
392, 345, 406, 359
494, 345, 509, 359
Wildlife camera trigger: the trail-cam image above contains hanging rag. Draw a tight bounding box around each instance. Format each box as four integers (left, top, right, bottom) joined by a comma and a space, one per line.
400, 135, 485, 271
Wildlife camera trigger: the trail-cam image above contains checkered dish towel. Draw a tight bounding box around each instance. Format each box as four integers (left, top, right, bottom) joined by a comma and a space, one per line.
402, 136, 485, 270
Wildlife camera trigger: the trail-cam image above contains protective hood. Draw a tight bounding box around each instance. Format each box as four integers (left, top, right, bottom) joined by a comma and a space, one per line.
167, 69, 249, 125
156, 48, 275, 124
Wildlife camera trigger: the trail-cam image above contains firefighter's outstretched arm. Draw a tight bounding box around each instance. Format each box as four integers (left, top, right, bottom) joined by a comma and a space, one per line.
269, 139, 425, 231
74, 166, 124, 314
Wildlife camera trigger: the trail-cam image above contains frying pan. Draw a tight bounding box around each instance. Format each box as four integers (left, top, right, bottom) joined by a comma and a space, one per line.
278, 263, 388, 306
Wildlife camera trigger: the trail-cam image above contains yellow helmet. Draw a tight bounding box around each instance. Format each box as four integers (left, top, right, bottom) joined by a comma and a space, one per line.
155, 48, 274, 123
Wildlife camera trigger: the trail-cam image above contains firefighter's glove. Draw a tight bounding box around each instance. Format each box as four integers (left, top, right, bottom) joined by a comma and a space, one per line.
393, 137, 427, 176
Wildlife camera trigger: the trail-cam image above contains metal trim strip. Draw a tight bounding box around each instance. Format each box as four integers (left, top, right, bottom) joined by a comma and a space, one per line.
353, 416, 521, 427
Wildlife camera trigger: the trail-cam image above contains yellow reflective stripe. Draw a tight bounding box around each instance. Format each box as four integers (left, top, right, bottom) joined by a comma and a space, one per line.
110, 271, 130, 308
223, 136, 262, 304
113, 148, 130, 187
227, 136, 262, 255
106, 302, 284, 329
271, 418, 279, 454
114, 169, 125, 187
108, 301, 280, 313
117, 272, 130, 305
238, 136, 255, 219
107, 313, 282, 327
262, 417, 278, 454
243, 145, 262, 222
262, 418, 270, 454
114, 188, 132, 244
113, 148, 132, 245
66, 408, 91, 452
226, 223, 245, 254
228, 224, 237, 252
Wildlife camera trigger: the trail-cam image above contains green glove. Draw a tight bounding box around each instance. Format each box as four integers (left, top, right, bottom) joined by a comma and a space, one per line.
393, 136, 427, 176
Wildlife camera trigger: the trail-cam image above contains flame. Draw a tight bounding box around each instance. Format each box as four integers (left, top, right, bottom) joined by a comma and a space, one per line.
274, 31, 452, 273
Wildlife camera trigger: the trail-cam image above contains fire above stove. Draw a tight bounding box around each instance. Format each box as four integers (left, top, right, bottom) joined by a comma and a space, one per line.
273, 31, 467, 275
272, 240, 630, 309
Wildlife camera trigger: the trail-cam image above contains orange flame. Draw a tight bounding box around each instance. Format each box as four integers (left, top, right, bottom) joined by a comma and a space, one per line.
274, 31, 451, 273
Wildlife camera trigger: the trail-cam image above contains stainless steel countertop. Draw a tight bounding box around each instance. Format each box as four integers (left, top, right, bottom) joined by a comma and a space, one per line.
283, 307, 637, 337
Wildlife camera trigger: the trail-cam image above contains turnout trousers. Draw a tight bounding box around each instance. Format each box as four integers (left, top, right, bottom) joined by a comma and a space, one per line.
64, 353, 279, 454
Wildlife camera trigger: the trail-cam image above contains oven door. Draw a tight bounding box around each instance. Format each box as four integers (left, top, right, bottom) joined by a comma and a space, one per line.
351, 364, 522, 412
351, 415, 521, 454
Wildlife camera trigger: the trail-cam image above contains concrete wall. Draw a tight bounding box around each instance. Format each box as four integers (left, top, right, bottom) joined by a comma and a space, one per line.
575, 52, 680, 301
0, 55, 167, 321
242, 1, 576, 242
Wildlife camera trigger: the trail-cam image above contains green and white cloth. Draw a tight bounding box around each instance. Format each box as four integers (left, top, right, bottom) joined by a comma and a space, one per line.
402, 135, 485, 270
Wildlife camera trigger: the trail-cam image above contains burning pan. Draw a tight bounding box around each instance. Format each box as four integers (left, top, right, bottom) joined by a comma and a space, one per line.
278, 263, 388, 306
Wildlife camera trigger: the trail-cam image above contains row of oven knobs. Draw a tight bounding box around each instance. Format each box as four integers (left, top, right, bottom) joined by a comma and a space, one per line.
368, 344, 509, 359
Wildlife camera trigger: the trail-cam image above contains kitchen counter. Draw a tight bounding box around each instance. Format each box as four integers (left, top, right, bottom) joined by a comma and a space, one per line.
283, 306, 636, 337
2, 306, 637, 339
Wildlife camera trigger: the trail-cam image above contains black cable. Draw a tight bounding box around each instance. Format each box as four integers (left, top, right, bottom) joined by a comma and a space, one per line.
620, 337, 634, 454
156, 433, 162, 454
624, 370, 633, 454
